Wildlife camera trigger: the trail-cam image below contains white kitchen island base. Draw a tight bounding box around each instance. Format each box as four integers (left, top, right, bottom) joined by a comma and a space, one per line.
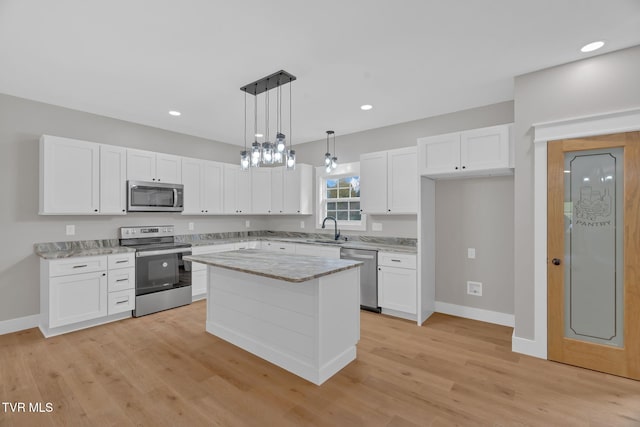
206, 265, 360, 385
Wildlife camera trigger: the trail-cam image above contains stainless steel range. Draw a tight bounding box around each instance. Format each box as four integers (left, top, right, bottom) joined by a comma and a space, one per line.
119, 225, 192, 317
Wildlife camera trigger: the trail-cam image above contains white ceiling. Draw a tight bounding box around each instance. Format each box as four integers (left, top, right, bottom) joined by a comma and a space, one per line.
1, 1, 639, 147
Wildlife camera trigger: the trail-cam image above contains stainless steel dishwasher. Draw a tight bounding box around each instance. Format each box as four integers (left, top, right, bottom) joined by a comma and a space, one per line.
340, 248, 380, 312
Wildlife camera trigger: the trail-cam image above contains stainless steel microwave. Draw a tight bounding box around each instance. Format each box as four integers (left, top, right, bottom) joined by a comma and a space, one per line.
127, 180, 184, 212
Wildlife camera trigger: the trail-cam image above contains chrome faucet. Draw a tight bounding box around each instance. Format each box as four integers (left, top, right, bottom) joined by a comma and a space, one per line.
321, 216, 341, 240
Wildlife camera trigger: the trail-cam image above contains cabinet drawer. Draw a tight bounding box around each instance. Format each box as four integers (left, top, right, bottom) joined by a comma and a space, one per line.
49, 256, 107, 277
108, 267, 135, 292
108, 253, 135, 270
108, 289, 135, 315
378, 252, 416, 269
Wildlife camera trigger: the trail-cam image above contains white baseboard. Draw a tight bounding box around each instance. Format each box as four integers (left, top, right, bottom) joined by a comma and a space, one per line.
0, 314, 40, 336
511, 331, 547, 359
434, 301, 514, 327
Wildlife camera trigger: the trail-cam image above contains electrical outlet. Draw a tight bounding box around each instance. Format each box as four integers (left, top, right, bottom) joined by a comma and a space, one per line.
65, 225, 75, 236
372, 222, 383, 231
300, 221, 305, 229
467, 281, 482, 296
188, 222, 194, 231
245, 220, 250, 228
468, 248, 476, 259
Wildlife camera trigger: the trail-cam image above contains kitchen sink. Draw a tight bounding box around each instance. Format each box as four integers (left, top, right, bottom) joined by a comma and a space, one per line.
306, 239, 344, 245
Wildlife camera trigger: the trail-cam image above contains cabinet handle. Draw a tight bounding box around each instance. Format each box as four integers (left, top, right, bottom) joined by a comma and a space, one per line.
115, 299, 129, 305
122, 209, 125, 213
378, 267, 381, 271
462, 166, 466, 169
388, 209, 391, 212
115, 260, 128, 264
102, 273, 106, 277
94, 209, 98, 212
73, 264, 88, 268
391, 259, 402, 263
152, 178, 156, 181
455, 166, 459, 170
116, 278, 129, 282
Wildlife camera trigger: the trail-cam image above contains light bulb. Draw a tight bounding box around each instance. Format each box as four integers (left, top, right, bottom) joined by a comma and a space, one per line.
331, 157, 338, 169
324, 153, 332, 166
240, 150, 249, 170
325, 164, 332, 173
286, 149, 296, 170
276, 133, 286, 152
251, 142, 261, 167
274, 151, 283, 163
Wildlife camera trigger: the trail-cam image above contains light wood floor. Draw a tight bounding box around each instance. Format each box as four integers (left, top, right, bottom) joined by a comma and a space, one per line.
1, 302, 639, 426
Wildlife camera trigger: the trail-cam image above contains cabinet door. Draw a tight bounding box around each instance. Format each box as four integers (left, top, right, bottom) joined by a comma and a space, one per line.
251, 168, 272, 214
378, 266, 416, 314
156, 153, 182, 183
203, 161, 224, 214
360, 151, 388, 214
99, 145, 127, 215
126, 149, 156, 182
417, 133, 460, 175
40, 135, 100, 214
236, 168, 252, 214
181, 158, 203, 214
191, 270, 207, 297
49, 271, 108, 328
223, 164, 239, 214
271, 167, 284, 214
387, 147, 417, 214
460, 125, 510, 172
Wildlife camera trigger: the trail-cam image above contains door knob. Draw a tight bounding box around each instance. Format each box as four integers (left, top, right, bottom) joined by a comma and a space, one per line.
551, 258, 561, 266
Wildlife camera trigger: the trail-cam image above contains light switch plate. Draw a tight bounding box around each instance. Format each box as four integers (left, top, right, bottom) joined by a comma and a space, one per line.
300, 221, 305, 229
468, 248, 476, 259
372, 222, 383, 231
188, 222, 194, 231
65, 225, 75, 236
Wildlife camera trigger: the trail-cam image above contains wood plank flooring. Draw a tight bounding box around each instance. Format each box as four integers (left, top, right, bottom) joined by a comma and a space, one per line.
1, 301, 639, 426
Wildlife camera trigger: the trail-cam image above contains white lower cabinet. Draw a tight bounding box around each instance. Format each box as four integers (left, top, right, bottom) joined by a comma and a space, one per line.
40, 253, 136, 336
294, 244, 340, 259
191, 243, 236, 298
261, 241, 296, 253
378, 252, 417, 316
49, 270, 108, 328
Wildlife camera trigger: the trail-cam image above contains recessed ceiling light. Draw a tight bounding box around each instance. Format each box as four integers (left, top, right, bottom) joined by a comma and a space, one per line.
255, 133, 263, 138
169, 110, 181, 116
580, 41, 604, 53
360, 104, 373, 111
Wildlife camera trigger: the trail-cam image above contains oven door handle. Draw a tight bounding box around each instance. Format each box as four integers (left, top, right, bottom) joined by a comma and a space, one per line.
136, 248, 192, 257
173, 188, 179, 208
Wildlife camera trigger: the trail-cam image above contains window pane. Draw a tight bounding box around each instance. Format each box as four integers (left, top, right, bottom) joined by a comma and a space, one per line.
327, 210, 337, 218
350, 201, 360, 210
327, 202, 336, 210
338, 188, 350, 198
338, 177, 351, 187
337, 211, 348, 220
337, 202, 348, 210
327, 188, 337, 199
349, 211, 362, 221
326, 179, 338, 188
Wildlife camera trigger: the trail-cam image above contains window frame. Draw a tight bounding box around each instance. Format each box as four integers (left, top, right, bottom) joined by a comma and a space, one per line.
316, 162, 366, 231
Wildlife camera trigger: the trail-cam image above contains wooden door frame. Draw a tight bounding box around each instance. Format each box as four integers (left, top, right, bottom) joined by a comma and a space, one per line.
512, 108, 640, 360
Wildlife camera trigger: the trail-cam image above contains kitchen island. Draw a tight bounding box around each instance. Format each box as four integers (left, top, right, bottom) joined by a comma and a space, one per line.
184, 250, 362, 385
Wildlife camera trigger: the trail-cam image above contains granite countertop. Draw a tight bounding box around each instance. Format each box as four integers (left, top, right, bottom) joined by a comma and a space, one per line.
185, 250, 362, 283
34, 240, 136, 260
188, 237, 417, 254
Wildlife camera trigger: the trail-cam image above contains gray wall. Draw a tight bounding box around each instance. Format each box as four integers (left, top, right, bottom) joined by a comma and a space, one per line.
267, 101, 515, 238
0, 94, 269, 322
513, 45, 640, 339
435, 176, 514, 314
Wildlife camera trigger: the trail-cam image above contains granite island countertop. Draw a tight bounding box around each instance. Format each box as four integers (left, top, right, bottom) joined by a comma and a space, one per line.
185, 250, 362, 283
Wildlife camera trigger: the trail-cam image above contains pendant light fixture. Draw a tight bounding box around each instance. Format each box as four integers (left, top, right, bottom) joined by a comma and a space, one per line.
240, 70, 296, 170
324, 130, 337, 173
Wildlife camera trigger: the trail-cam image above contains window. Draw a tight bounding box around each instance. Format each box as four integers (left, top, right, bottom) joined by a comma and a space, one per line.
317, 162, 366, 231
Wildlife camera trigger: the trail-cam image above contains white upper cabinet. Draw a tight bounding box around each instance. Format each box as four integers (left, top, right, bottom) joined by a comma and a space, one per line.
126, 149, 182, 183
40, 135, 100, 215
418, 124, 512, 178
251, 168, 272, 214
360, 147, 417, 214
283, 164, 312, 214
99, 145, 127, 215
271, 167, 284, 214
223, 164, 251, 214
182, 158, 224, 215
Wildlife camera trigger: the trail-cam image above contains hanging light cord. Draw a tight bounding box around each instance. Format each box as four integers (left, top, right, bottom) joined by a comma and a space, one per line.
254, 84, 258, 142
333, 131, 336, 156
265, 81, 269, 140
243, 91, 247, 151
289, 81, 293, 149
